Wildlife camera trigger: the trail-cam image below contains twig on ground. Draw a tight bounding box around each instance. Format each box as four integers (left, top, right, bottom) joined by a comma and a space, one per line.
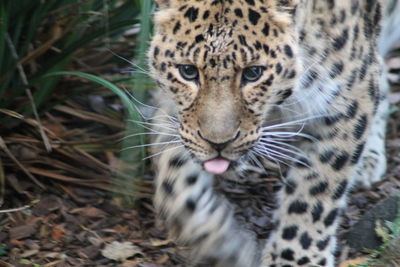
0, 136, 46, 189
5, 33, 52, 152
0, 204, 31, 214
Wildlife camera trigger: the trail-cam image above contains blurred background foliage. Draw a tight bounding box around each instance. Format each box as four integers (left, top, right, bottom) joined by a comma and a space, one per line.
0, 0, 155, 206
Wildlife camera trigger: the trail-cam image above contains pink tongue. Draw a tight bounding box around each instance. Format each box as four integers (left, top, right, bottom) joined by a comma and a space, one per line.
204, 158, 230, 174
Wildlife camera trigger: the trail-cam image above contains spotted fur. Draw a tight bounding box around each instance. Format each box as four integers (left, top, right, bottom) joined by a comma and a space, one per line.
147, 0, 400, 266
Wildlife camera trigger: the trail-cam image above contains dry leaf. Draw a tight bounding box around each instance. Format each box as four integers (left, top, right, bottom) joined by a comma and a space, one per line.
339, 257, 369, 267
9, 224, 36, 240
150, 239, 172, 247
43, 260, 64, 267
88, 236, 104, 247
10, 239, 25, 247
70, 206, 105, 217
51, 227, 64, 241
101, 241, 143, 261
0, 260, 14, 267
120, 259, 145, 267
20, 249, 39, 258
155, 254, 170, 264
43, 252, 62, 259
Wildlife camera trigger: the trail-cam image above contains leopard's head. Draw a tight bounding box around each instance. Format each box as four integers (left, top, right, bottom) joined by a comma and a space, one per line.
149, 0, 301, 173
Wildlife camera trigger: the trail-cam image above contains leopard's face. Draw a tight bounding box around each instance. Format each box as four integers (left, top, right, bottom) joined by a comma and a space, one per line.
149, 0, 300, 169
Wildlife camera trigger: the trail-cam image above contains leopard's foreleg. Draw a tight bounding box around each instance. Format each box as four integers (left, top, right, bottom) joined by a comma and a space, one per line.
261, 106, 373, 267
153, 145, 261, 266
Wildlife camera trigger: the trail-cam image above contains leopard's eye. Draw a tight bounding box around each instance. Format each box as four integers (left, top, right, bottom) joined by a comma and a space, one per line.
178, 65, 199, 81
242, 66, 264, 83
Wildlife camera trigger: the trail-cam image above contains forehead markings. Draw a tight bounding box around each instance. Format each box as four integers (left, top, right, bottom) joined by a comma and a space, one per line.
176, 1, 271, 66
196, 1, 235, 57
204, 24, 234, 56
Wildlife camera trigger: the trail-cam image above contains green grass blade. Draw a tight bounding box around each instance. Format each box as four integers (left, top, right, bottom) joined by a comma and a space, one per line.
45, 71, 147, 202
131, 0, 153, 102
34, 19, 139, 81
43, 71, 137, 118
0, 2, 7, 76
115, 0, 154, 205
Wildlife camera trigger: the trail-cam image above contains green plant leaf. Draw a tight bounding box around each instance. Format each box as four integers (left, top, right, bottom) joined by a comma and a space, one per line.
44, 71, 137, 118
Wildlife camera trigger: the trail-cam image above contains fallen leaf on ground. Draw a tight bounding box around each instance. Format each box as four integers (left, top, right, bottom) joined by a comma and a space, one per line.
101, 241, 143, 261
43, 259, 64, 267
20, 249, 39, 258
0, 260, 14, 267
51, 226, 64, 241
10, 239, 25, 247
150, 239, 172, 247
70, 206, 105, 217
339, 257, 369, 267
9, 224, 36, 240
155, 254, 169, 264
120, 258, 145, 267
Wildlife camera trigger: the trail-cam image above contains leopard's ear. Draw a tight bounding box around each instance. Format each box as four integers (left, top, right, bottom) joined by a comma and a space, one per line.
269, 0, 299, 27
154, 0, 170, 8
276, 0, 299, 7
276, 0, 299, 15
154, 0, 186, 9
153, 0, 179, 27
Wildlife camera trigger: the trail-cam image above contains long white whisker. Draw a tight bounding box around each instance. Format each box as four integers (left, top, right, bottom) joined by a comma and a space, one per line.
262, 132, 308, 139
126, 123, 167, 135
108, 48, 150, 75
253, 148, 291, 167
150, 113, 179, 121
262, 125, 302, 130
128, 120, 177, 131
261, 137, 297, 142
121, 140, 181, 151
261, 131, 316, 141
253, 147, 275, 158
257, 142, 306, 159
122, 90, 182, 126
254, 149, 299, 167
123, 87, 177, 125
120, 132, 180, 141
262, 115, 324, 130
268, 151, 309, 167
143, 145, 185, 160
261, 139, 305, 154
128, 115, 179, 128
253, 147, 309, 167
129, 122, 177, 136
118, 87, 148, 120
124, 89, 159, 112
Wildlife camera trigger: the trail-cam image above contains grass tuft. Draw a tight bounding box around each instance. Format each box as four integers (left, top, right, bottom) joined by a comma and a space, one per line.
0, 0, 153, 203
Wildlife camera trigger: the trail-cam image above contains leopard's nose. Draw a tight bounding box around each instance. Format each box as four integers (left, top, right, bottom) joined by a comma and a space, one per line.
198, 130, 240, 152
